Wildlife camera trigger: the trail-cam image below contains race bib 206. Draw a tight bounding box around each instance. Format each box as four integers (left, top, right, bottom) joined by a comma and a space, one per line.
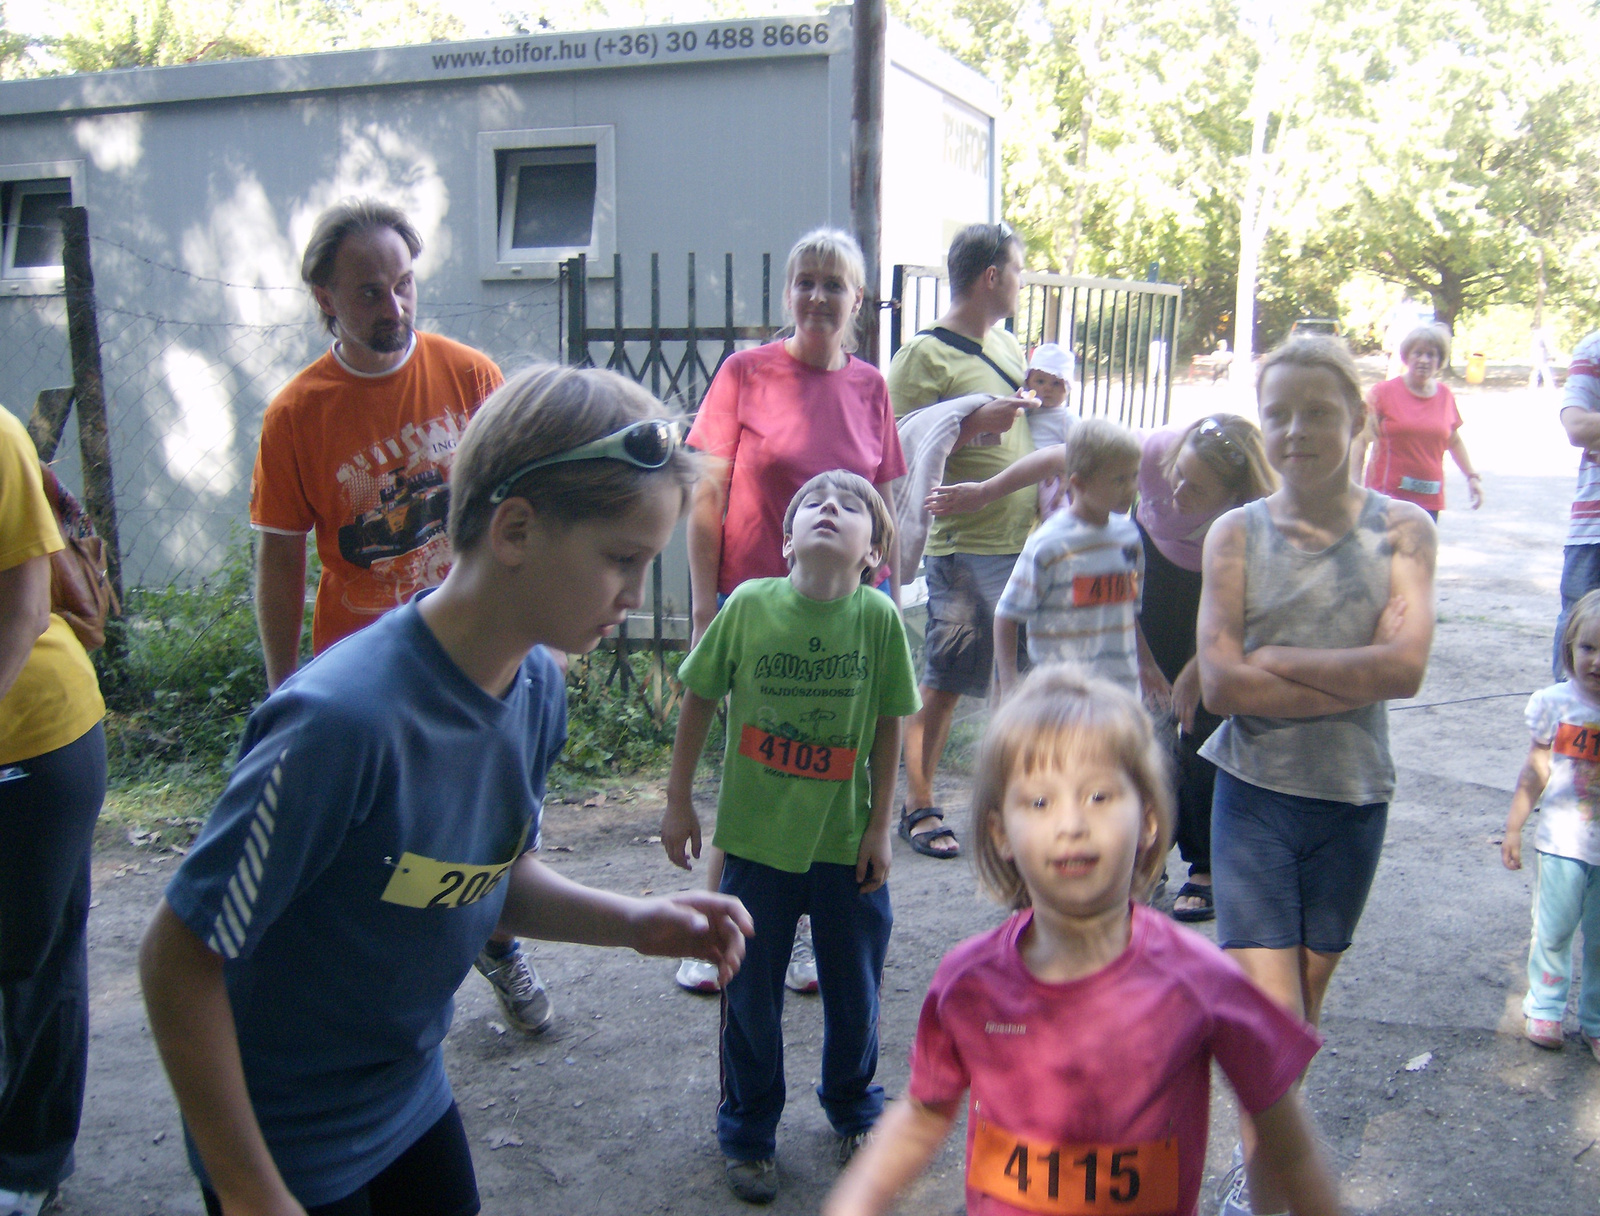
380, 852, 514, 909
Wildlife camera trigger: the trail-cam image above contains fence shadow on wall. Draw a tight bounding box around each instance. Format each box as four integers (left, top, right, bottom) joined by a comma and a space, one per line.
6, 213, 564, 592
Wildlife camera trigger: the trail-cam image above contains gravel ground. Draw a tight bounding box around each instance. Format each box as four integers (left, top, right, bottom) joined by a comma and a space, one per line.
52, 375, 1600, 1215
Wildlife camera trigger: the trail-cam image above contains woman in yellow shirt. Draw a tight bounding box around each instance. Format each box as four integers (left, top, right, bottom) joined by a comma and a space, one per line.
0, 409, 106, 1216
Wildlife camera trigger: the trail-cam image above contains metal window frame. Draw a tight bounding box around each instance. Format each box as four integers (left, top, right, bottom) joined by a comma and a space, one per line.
0, 160, 85, 296
477, 126, 614, 281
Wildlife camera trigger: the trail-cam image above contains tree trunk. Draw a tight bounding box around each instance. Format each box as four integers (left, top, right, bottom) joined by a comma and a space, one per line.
1065, 2, 1106, 276
1231, 99, 1271, 377
1429, 269, 1463, 334
1534, 243, 1546, 328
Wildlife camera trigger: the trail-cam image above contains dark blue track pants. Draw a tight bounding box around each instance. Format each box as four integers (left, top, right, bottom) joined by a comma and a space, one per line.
717, 855, 892, 1161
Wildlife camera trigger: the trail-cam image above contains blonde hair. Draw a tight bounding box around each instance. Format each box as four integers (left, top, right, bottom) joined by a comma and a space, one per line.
783, 228, 866, 352
1256, 335, 1366, 424
448, 364, 700, 552
1159, 414, 1277, 503
1560, 590, 1600, 678
1399, 323, 1452, 366
1063, 417, 1141, 484
782, 470, 893, 584
970, 665, 1174, 911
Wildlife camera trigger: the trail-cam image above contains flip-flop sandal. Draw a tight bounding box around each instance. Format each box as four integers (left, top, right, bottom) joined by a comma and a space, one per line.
1171, 881, 1215, 923
899, 805, 960, 858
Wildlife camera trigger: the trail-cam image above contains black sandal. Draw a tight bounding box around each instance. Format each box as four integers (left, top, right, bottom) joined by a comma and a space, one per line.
1171, 881, 1215, 923
899, 805, 960, 858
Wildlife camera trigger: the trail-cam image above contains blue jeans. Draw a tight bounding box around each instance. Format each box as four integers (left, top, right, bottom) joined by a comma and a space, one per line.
717, 856, 892, 1160
1555, 544, 1600, 679
1524, 852, 1600, 1034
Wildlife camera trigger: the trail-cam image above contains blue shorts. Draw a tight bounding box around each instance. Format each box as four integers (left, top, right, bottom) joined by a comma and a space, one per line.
1211, 770, 1388, 953
921, 552, 1022, 698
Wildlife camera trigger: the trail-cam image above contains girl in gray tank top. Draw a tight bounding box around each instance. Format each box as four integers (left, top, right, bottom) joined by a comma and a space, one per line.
1195, 338, 1436, 1207
1199, 491, 1397, 803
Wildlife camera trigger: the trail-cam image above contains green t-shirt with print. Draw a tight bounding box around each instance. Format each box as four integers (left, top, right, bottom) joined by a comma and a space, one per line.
678, 578, 921, 874
886, 326, 1035, 556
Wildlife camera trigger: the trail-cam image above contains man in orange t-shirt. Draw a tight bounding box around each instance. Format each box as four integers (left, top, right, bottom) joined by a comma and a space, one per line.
250, 200, 503, 688
251, 201, 562, 1037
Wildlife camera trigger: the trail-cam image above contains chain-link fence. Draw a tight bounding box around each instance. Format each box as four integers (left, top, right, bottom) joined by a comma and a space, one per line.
3, 216, 562, 590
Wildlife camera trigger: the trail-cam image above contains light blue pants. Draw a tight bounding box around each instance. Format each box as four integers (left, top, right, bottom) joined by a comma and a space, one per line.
1524, 852, 1600, 1033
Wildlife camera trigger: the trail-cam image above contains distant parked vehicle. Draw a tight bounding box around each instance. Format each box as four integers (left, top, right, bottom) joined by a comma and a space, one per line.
1287, 317, 1343, 340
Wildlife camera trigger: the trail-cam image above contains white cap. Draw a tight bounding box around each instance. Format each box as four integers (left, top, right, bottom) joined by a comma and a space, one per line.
1028, 342, 1073, 380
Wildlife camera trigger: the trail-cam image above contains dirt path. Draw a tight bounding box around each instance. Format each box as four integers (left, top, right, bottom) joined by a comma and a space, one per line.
58, 380, 1600, 1215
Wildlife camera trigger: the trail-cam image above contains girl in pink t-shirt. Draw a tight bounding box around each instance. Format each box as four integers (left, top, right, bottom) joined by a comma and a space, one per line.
827, 666, 1339, 1216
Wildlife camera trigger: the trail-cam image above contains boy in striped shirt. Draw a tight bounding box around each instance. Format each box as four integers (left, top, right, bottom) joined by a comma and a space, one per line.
994, 418, 1144, 697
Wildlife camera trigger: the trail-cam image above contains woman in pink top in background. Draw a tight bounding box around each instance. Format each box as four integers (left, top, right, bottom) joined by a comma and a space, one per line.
686, 228, 906, 640
1353, 323, 1483, 521
675, 228, 907, 994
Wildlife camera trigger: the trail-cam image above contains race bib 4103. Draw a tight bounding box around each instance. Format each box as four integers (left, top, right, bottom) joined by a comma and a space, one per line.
967, 1118, 1180, 1215
737, 725, 855, 780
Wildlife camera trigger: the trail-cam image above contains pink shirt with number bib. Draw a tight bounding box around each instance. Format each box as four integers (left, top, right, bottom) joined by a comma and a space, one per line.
908, 905, 1321, 1216
686, 342, 905, 595
1362, 377, 1462, 513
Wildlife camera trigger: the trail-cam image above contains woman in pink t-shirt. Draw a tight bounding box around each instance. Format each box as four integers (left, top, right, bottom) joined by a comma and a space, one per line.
686, 229, 906, 643
1354, 323, 1483, 520
676, 229, 907, 993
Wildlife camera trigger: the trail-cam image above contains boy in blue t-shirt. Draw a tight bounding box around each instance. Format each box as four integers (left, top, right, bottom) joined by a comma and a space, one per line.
662, 470, 921, 1204
139, 365, 753, 1216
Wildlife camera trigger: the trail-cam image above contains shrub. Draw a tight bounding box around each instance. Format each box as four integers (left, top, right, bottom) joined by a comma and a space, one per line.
94, 537, 697, 804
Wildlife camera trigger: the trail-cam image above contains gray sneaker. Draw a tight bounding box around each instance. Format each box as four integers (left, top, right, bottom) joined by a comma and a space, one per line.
474, 944, 554, 1034
836, 1130, 871, 1168
1216, 1143, 1252, 1216
725, 1157, 778, 1204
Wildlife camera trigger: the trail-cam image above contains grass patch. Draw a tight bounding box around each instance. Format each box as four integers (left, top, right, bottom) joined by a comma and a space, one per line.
92, 538, 713, 842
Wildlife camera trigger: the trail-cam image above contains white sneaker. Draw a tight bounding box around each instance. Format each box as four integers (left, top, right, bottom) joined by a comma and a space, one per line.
0, 1188, 52, 1216
675, 957, 722, 992
474, 944, 554, 1033
785, 915, 819, 993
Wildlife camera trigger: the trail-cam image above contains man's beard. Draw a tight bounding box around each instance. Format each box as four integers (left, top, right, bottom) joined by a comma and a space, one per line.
364, 320, 413, 354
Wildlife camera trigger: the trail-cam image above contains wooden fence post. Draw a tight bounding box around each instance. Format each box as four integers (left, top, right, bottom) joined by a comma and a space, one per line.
26, 387, 74, 462
58, 206, 122, 600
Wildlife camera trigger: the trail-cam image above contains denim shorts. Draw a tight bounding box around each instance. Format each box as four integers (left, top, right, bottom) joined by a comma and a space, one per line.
1211, 770, 1388, 953
921, 552, 1021, 698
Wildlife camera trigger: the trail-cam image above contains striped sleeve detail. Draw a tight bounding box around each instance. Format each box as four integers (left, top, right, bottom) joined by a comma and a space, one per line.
207, 750, 287, 959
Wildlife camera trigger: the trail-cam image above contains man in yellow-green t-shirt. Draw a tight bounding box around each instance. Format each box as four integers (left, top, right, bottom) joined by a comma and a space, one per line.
886, 222, 1034, 859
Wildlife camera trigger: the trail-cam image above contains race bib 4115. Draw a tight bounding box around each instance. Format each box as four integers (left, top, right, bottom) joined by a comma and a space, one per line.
967, 1118, 1180, 1215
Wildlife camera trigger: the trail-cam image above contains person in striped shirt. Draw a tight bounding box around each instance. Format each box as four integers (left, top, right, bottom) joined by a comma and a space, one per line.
994, 419, 1145, 700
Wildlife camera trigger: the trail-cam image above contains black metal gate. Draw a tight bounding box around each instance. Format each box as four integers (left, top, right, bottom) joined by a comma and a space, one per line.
559, 253, 781, 702
561, 252, 781, 410
889, 264, 1182, 429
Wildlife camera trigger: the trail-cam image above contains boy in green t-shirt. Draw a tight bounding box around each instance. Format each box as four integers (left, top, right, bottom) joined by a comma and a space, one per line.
663, 471, 921, 1204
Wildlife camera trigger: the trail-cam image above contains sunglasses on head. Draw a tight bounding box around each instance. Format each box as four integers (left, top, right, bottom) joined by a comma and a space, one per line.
1194, 418, 1247, 467
488, 418, 683, 505
984, 220, 1015, 267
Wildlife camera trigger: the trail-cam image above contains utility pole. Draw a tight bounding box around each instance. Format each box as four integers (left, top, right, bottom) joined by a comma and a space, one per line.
851, 0, 885, 365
